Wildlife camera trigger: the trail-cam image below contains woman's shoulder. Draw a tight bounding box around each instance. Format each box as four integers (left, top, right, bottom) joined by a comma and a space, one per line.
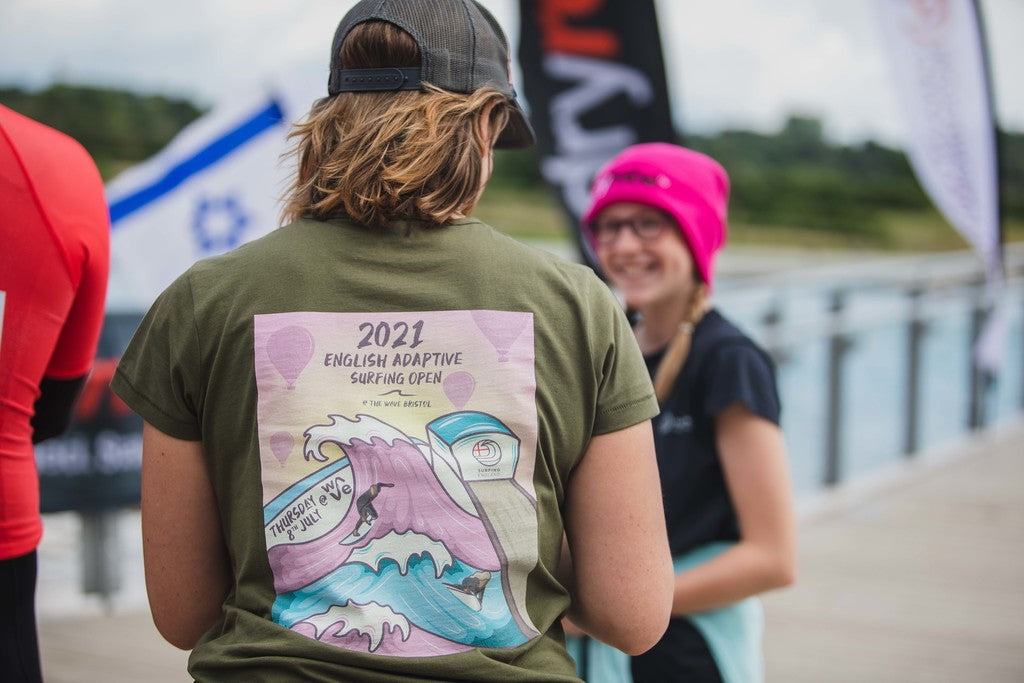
691, 310, 781, 419
695, 309, 775, 369
697, 309, 753, 345
181, 217, 335, 279
465, 219, 608, 289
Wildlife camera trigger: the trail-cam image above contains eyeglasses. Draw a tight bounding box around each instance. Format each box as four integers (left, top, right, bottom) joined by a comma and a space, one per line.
591, 214, 672, 246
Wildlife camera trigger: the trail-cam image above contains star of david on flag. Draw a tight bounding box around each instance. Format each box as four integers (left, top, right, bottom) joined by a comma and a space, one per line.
192, 194, 250, 253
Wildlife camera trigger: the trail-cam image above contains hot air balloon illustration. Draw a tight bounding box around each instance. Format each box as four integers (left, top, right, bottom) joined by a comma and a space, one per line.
270, 431, 294, 465
471, 311, 528, 363
266, 325, 315, 390
443, 371, 476, 409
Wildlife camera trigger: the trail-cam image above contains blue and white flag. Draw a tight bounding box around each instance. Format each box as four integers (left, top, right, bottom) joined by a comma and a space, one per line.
105, 78, 322, 309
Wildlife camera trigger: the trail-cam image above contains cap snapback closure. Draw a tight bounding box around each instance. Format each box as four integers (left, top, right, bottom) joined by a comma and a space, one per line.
330, 67, 421, 93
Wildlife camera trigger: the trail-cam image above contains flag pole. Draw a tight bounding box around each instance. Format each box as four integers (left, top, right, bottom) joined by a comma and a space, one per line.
971, 0, 1005, 280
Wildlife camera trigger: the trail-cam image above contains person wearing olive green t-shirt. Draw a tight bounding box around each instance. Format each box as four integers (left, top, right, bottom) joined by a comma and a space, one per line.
111, 2, 673, 681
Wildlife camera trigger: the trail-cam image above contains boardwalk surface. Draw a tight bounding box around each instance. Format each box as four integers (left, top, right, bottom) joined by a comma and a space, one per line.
763, 421, 1024, 682
37, 421, 1024, 682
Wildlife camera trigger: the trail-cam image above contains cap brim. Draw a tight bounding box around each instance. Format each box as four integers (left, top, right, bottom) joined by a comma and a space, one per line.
495, 100, 535, 149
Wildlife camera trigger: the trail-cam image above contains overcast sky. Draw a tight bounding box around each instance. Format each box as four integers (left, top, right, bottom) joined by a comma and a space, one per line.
0, 0, 1021, 146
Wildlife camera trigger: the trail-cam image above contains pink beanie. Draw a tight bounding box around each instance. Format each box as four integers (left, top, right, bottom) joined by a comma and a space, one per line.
582, 143, 730, 290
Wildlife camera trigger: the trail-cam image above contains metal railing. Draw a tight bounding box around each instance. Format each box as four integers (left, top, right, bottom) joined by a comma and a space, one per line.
718, 244, 1024, 490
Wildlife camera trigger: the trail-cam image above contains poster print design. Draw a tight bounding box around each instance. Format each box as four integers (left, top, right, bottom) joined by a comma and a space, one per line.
254, 311, 540, 657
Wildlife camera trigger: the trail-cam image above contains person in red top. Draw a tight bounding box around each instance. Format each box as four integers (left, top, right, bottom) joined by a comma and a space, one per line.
0, 104, 110, 683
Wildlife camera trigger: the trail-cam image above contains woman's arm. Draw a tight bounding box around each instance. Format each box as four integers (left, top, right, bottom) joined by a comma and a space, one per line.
562, 420, 674, 654
671, 403, 797, 615
141, 422, 232, 649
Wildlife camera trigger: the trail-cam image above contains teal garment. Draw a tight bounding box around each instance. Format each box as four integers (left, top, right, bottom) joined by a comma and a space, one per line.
676, 542, 764, 683
565, 635, 631, 683
568, 542, 763, 683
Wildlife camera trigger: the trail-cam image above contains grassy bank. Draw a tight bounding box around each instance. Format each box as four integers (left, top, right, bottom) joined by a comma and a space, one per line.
476, 184, 1024, 253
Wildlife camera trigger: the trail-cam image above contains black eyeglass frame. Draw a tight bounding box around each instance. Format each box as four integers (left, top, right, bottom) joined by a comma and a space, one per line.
590, 211, 674, 246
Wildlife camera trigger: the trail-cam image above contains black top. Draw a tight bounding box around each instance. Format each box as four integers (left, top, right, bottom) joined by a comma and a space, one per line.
644, 308, 780, 557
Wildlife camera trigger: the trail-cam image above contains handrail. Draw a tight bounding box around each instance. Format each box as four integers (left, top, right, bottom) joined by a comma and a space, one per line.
720, 251, 1024, 347
719, 242, 1024, 294
715, 244, 1024, 489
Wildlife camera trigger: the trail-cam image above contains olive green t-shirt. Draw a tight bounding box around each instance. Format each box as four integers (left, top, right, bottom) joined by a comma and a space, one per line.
112, 217, 657, 682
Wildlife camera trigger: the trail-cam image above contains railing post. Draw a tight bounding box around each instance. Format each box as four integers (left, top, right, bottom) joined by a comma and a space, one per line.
824, 290, 851, 487
904, 286, 926, 457
81, 511, 121, 608
968, 280, 991, 431
761, 298, 788, 366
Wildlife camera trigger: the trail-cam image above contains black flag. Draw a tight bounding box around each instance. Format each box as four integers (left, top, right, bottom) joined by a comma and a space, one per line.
518, 0, 676, 267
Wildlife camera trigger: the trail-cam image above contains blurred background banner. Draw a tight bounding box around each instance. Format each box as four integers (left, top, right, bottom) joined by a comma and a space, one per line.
34, 311, 143, 514
517, 0, 675, 267
874, 0, 1005, 367
105, 80, 319, 309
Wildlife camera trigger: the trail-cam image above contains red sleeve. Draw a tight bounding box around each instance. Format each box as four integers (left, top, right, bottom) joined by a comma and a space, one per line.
40, 128, 111, 379
45, 208, 110, 378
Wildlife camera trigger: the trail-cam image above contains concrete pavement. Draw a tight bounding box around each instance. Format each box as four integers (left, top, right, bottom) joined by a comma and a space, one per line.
37, 419, 1024, 682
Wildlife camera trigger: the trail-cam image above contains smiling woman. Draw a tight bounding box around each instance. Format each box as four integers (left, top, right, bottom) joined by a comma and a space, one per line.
567, 143, 797, 683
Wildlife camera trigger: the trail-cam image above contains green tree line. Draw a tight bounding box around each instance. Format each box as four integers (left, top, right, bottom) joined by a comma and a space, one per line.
3, 84, 1021, 246
688, 116, 1024, 239
0, 84, 205, 179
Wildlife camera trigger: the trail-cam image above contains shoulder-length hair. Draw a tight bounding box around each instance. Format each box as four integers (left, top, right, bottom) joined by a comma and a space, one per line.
281, 21, 511, 228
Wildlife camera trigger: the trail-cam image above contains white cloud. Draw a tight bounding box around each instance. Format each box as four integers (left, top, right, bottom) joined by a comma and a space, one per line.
0, 0, 1019, 144
658, 0, 902, 143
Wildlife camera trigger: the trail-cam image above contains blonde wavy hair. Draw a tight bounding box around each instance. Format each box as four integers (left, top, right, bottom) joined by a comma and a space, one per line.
281, 21, 511, 228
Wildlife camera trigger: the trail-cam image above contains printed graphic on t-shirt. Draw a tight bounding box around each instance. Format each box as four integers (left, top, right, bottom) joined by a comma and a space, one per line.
658, 412, 693, 436
254, 311, 540, 657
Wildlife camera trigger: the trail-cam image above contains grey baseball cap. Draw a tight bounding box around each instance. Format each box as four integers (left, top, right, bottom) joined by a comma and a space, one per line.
327, 0, 535, 149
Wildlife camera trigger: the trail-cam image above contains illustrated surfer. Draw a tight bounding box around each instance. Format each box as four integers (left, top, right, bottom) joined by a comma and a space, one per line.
349, 482, 394, 538
444, 571, 492, 611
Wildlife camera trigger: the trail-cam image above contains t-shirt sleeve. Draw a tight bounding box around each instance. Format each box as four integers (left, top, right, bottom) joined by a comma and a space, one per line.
588, 280, 659, 435
703, 342, 781, 425
110, 272, 203, 441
